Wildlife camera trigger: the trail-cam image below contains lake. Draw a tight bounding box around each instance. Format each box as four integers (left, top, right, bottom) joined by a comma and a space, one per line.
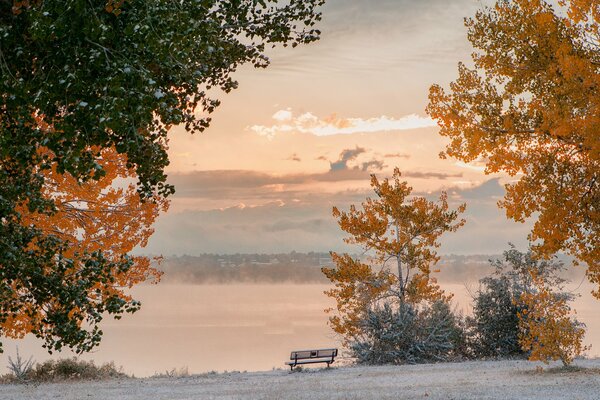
2, 282, 599, 377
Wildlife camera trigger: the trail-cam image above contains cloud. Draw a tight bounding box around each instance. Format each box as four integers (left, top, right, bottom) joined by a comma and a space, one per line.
361, 159, 386, 171
384, 152, 411, 159
142, 178, 531, 256
168, 168, 464, 202
272, 109, 293, 122
249, 109, 437, 139
329, 146, 366, 171
287, 153, 301, 162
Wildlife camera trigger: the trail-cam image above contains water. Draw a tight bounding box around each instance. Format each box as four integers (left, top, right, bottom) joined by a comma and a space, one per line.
2, 282, 599, 377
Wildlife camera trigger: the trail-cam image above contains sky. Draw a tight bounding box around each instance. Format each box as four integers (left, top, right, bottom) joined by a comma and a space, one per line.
142, 0, 532, 256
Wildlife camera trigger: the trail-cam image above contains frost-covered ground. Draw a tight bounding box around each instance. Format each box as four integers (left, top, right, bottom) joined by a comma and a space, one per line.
3, 359, 600, 400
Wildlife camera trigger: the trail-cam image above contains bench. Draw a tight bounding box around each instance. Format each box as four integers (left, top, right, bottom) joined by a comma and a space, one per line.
285, 348, 338, 371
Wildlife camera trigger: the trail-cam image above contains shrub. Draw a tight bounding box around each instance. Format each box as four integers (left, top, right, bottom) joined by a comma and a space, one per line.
467, 275, 525, 358
6, 348, 34, 382
518, 272, 588, 366
2, 357, 127, 383
351, 300, 466, 364
467, 246, 584, 361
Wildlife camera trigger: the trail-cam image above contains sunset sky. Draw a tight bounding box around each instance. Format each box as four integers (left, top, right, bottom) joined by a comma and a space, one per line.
142, 0, 531, 256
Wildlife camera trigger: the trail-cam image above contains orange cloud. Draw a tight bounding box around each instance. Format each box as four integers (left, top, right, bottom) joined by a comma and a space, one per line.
249, 109, 437, 139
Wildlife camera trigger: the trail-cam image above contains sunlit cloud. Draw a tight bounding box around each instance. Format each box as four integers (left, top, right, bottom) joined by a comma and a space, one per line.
249, 109, 437, 139
454, 160, 487, 172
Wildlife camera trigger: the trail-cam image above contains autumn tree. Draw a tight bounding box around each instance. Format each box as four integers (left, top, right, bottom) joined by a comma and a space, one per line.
427, 0, 600, 295
518, 271, 588, 366
322, 168, 466, 350
1, 0, 323, 351
467, 246, 568, 359
1, 146, 167, 353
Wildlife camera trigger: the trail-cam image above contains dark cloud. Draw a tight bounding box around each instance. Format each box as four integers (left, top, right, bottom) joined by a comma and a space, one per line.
287, 153, 301, 162
168, 167, 462, 201
329, 146, 366, 171
316, 155, 328, 161
361, 159, 386, 171
142, 178, 531, 256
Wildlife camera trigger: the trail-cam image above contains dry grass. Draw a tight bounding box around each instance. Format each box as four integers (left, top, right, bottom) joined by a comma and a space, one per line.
0, 357, 128, 384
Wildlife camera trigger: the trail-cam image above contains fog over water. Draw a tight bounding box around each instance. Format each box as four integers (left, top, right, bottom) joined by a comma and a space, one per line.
3, 281, 599, 377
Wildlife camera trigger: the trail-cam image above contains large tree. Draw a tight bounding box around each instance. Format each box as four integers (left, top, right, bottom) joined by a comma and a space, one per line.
322, 169, 466, 343
2, 146, 168, 353
0, 0, 323, 351
427, 0, 599, 295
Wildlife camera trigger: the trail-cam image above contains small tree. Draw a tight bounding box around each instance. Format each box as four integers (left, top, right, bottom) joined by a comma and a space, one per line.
323, 168, 466, 360
468, 275, 523, 358
518, 272, 588, 367
468, 246, 587, 364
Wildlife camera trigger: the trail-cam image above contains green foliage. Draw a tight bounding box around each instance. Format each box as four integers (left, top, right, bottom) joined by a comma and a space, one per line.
351, 300, 466, 365
467, 246, 573, 359
468, 275, 524, 358
0, 0, 323, 353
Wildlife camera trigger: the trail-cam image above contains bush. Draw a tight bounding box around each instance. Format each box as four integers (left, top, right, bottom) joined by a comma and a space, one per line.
1, 357, 127, 383
467, 275, 525, 358
467, 246, 577, 360
351, 300, 466, 364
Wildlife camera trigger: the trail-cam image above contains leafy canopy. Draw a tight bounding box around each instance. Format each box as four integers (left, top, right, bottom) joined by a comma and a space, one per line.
427, 0, 599, 294
2, 147, 167, 353
322, 168, 466, 343
1, 0, 323, 199
0, 0, 323, 352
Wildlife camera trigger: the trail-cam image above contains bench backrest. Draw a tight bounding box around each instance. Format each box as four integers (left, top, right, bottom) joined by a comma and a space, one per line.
290, 348, 338, 360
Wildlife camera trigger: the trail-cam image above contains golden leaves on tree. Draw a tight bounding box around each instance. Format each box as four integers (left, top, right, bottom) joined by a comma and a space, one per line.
518, 271, 588, 366
322, 169, 466, 344
3, 146, 168, 338
427, 0, 599, 296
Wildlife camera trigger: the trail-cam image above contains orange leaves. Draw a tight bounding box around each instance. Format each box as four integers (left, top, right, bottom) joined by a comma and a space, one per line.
11, 0, 39, 15
5, 146, 168, 338
518, 271, 588, 366
322, 253, 395, 340
105, 0, 127, 15
323, 169, 465, 344
427, 0, 600, 295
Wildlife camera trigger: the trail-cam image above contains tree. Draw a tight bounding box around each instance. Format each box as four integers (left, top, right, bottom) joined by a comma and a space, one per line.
518, 271, 588, 366
1, 0, 323, 351
427, 0, 600, 295
1, 146, 168, 353
467, 246, 586, 364
322, 168, 466, 349
468, 246, 567, 358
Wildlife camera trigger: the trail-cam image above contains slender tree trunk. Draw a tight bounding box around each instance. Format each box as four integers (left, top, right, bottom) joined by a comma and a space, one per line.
396, 222, 404, 302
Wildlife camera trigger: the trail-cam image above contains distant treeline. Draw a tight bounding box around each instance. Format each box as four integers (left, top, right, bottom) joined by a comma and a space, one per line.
155, 252, 580, 284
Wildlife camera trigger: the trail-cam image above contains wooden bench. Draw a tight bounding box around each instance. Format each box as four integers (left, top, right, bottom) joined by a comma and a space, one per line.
285, 348, 338, 371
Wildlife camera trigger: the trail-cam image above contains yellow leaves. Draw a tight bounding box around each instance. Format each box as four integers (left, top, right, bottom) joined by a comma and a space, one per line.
105, 0, 127, 16
10, 146, 168, 338
323, 170, 466, 345
517, 271, 588, 366
428, 0, 600, 294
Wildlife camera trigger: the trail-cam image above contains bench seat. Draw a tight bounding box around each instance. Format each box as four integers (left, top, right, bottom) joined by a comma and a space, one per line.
285, 348, 338, 370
